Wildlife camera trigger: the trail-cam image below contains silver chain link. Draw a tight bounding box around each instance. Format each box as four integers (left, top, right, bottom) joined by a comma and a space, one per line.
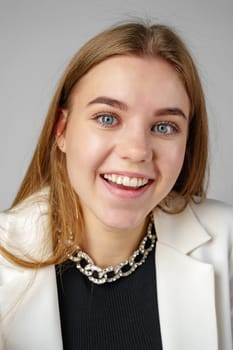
69, 218, 156, 284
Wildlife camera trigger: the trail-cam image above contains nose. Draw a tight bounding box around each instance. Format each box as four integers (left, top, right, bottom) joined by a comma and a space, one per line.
116, 128, 153, 163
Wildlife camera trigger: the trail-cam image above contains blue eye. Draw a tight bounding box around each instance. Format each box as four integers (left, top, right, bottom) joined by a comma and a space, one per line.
153, 123, 177, 135
96, 114, 117, 126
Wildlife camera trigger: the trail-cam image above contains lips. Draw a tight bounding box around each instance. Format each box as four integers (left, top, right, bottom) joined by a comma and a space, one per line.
100, 172, 153, 200
100, 172, 154, 197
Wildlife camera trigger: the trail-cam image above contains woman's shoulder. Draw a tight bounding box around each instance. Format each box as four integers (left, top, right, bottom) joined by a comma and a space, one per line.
0, 187, 50, 258
190, 198, 233, 245
0, 187, 49, 230
190, 197, 233, 223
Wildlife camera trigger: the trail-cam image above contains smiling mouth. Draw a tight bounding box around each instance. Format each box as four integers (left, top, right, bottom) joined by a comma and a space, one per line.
102, 174, 151, 189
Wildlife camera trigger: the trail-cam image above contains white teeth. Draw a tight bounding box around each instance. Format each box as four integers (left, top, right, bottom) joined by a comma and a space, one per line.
130, 178, 138, 187
112, 174, 117, 182
103, 174, 149, 188
123, 177, 129, 186
116, 177, 123, 185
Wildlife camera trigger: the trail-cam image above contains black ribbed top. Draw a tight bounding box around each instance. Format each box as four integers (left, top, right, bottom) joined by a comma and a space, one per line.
56, 244, 163, 350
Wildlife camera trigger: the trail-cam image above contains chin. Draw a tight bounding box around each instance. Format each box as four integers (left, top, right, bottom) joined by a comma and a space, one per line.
99, 209, 149, 231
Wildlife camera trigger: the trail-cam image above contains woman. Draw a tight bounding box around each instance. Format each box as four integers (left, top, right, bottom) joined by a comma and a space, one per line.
0, 21, 232, 350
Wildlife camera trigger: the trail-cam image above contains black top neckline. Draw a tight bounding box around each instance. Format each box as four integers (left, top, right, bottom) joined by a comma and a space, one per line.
56, 243, 163, 350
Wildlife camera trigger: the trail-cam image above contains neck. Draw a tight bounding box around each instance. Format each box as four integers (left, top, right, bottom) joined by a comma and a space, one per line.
80, 217, 149, 268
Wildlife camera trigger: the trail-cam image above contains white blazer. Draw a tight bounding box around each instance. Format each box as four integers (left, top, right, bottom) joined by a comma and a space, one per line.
0, 189, 233, 350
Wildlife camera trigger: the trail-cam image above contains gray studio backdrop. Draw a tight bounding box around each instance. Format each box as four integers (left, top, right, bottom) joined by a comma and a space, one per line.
0, 0, 232, 211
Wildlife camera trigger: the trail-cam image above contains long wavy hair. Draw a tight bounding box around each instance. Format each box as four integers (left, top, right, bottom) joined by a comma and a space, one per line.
1, 21, 208, 268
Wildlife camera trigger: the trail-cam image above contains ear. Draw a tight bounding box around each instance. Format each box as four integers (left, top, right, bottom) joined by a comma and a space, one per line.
55, 109, 68, 153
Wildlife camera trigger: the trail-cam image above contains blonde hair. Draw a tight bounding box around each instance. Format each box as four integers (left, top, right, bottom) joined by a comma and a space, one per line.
1, 21, 208, 268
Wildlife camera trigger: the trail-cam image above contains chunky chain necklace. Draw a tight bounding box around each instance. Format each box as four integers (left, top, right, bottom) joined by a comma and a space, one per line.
69, 217, 156, 284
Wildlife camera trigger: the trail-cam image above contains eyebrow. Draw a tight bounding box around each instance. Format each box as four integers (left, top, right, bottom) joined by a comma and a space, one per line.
87, 96, 187, 119
87, 96, 128, 111
155, 107, 187, 120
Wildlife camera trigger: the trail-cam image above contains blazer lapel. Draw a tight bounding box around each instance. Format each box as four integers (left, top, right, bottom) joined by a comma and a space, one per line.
0, 265, 63, 350
153, 205, 218, 350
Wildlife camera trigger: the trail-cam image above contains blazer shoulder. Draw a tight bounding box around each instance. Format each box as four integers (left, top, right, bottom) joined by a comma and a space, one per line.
0, 187, 50, 260
190, 198, 233, 222
190, 198, 233, 244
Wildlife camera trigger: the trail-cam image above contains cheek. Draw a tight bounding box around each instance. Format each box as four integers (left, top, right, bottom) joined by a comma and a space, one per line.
64, 125, 108, 180
158, 142, 187, 179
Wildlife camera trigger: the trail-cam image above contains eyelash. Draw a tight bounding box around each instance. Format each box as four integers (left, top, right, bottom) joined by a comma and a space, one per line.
93, 112, 179, 135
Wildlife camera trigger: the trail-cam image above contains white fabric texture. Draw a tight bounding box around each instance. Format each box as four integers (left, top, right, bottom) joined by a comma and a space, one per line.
0, 188, 232, 349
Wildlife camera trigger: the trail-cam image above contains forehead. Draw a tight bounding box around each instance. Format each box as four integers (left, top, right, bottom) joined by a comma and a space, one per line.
70, 55, 190, 115
77, 55, 183, 89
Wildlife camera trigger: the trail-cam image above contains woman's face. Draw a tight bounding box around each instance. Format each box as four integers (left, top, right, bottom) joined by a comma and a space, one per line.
59, 55, 190, 231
